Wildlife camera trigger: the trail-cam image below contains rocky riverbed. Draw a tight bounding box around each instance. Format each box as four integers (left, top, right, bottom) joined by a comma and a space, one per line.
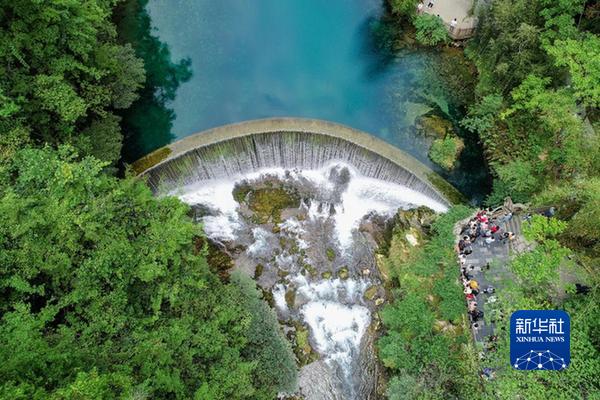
177, 162, 447, 399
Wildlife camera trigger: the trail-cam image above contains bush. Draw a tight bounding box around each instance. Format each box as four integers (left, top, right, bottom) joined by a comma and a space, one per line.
231, 272, 298, 397
414, 14, 450, 46
378, 206, 476, 397
428, 136, 464, 170
0, 147, 294, 399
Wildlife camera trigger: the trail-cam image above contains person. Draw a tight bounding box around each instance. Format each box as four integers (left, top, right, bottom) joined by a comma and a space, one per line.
417, 2, 424, 13
481, 367, 495, 380
502, 212, 513, 224
490, 224, 500, 234
468, 301, 477, 312
543, 206, 556, 218
485, 235, 495, 245
469, 280, 479, 290
507, 231, 515, 241
450, 18, 457, 32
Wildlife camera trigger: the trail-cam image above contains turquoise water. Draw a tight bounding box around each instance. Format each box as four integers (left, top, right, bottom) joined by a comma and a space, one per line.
124, 0, 490, 200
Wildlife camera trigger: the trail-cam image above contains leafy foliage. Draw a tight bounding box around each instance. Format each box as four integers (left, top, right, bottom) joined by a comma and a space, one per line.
414, 14, 450, 46
0, 1, 145, 164
379, 206, 477, 398
388, 0, 419, 21
0, 147, 296, 399
428, 135, 464, 170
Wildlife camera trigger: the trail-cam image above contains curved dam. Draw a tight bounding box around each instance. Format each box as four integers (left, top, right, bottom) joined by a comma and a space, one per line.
134, 118, 464, 207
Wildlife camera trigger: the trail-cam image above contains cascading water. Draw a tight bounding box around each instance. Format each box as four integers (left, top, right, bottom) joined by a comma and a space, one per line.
171, 159, 447, 399
144, 130, 451, 208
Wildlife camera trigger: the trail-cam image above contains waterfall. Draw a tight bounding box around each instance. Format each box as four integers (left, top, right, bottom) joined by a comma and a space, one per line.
142, 131, 450, 207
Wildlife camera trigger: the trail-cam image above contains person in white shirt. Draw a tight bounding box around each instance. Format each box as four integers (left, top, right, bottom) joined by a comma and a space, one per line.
450, 18, 458, 32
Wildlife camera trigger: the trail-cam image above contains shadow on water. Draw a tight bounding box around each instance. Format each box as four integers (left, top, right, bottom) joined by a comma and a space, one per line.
354, 13, 404, 79
114, 0, 192, 163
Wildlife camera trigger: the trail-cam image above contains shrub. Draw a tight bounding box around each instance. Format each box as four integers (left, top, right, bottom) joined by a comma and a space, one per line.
414, 14, 450, 46
428, 136, 464, 170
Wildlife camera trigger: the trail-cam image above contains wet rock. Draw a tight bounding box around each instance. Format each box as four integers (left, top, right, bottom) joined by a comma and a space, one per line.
285, 288, 297, 309
293, 323, 320, 366
416, 114, 454, 139
363, 285, 379, 301
299, 361, 339, 400
353, 328, 379, 400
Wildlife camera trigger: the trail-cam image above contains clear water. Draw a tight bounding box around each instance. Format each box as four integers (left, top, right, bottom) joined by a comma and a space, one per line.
123, 0, 491, 200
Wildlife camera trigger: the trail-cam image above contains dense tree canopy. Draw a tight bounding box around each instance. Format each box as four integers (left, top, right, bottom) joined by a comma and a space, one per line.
0, 0, 145, 164
0, 147, 296, 399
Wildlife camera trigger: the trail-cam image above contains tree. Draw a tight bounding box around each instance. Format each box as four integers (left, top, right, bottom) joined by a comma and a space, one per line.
389, 0, 419, 21
546, 34, 600, 108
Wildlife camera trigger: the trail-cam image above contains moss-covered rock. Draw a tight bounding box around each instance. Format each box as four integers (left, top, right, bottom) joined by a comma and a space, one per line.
337, 266, 349, 280
246, 187, 301, 224
304, 264, 318, 277
429, 135, 465, 171
131, 146, 172, 175
254, 263, 264, 279
285, 288, 296, 309
364, 285, 379, 301
416, 114, 454, 138
278, 269, 290, 278
293, 323, 320, 366
326, 247, 336, 262
321, 271, 332, 279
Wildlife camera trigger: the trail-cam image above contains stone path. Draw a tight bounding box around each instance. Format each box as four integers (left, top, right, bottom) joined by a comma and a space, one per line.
458, 213, 524, 343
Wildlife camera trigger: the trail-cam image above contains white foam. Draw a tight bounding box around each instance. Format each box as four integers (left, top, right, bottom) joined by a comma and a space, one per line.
272, 283, 289, 312
174, 162, 447, 248
292, 276, 371, 371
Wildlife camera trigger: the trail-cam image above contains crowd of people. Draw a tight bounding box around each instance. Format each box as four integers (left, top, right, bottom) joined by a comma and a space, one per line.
456, 209, 515, 330
455, 208, 518, 380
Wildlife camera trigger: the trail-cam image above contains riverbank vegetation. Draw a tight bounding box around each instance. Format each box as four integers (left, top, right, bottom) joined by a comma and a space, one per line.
378, 206, 477, 398
0, 2, 296, 399
383, 0, 600, 398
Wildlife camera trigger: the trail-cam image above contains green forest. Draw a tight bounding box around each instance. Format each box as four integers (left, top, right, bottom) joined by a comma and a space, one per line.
381, 0, 600, 399
1, 0, 599, 399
